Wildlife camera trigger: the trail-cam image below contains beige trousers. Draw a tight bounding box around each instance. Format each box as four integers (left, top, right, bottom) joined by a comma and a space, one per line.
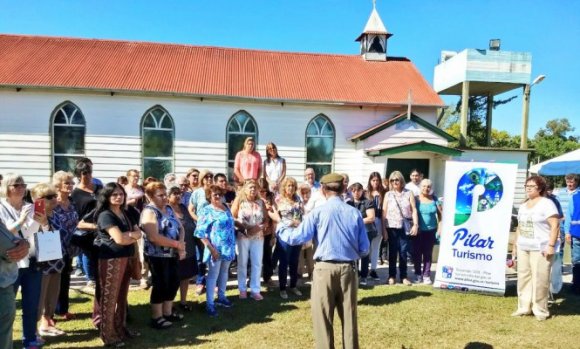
38, 273, 61, 320
311, 261, 359, 349
516, 248, 553, 318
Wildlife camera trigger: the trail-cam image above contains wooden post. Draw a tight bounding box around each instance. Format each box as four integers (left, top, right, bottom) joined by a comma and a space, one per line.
460, 81, 470, 146
521, 84, 531, 149
486, 93, 493, 146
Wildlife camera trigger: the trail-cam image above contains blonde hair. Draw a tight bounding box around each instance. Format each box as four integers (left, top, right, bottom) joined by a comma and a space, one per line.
30, 182, 57, 200
52, 171, 74, 187
388, 171, 406, 191
280, 177, 298, 201
237, 179, 258, 203
0, 173, 24, 198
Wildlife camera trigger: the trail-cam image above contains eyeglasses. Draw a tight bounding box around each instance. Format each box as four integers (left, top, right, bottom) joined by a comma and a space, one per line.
524, 185, 538, 189
10, 183, 27, 189
42, 194, 57, 200
111, 192, 125, 197
390, 179, 400, 182
211, 193, 222, 198
64, 181, 75, 185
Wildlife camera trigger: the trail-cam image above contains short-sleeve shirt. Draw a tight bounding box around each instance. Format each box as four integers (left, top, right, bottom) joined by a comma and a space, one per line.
234, 151, 262, 181
51, 202, 80, 257
237, 199, 265, 240
194, 205, 236, 262
71, 187, 101, 219
352, 199, 377, 234
189, 188, 209, 216
517, 197, 559, 252
96, 210, 135, 259
143, 205, 181, 258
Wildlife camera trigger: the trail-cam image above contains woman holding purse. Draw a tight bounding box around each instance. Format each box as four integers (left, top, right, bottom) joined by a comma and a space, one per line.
94, 183, 142, 347
382, 171, 418, 286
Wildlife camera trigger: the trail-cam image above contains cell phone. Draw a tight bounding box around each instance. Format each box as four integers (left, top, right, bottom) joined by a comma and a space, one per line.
34, 199, 45, 215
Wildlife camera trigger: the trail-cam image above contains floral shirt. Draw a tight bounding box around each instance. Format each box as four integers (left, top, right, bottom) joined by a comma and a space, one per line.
143, 205, 181, 258
51, 202, 80, 258
384, 190, 413, 229
195, 204, 236, 262
237, 199, 265, 240
276, 195, 304, 226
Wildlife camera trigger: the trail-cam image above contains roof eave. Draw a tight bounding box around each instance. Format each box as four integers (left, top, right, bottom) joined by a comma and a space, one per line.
1, 84, 445, 108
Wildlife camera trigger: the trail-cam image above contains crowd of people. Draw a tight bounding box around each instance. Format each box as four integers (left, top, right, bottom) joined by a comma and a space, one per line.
0, 138, 578, 348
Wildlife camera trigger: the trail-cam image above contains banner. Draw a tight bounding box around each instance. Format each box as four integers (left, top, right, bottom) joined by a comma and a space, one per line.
433, 161, 517, 295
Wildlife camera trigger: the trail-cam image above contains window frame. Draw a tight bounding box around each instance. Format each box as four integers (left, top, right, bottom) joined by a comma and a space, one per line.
305, 114, 335, 177
226, 110, 258, 180
50, 101, 86, 173
140, 105, 175, 179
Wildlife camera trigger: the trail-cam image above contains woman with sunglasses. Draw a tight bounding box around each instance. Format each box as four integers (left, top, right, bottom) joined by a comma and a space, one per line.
511, 176, 559, 321
29, 183, 66, 338
167, 185, 197, 311
0, 173, 49, 349
51, 171, 80, 321
382, 171, 418, 286
94, 183, 142, 346
195, 185, 238, 317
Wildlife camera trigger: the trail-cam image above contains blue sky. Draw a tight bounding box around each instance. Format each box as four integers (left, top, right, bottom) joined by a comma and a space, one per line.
1, 0, 578, 137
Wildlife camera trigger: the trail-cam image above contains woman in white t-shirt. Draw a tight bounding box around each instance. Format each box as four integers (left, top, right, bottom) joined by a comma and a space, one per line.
511, 175, 559, 321
263, 142, 286, 193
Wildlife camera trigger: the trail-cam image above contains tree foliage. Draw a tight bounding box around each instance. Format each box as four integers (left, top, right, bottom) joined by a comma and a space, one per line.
529, 118, 579, 162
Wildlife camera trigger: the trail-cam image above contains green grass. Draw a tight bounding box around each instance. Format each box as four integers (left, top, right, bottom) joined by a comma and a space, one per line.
13, 280, 580, 349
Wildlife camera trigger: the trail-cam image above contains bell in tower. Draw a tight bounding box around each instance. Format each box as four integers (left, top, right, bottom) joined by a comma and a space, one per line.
355, 1, 393, 61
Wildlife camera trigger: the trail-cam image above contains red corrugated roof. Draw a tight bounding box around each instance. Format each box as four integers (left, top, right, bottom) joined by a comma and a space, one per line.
0, 34, 444, 107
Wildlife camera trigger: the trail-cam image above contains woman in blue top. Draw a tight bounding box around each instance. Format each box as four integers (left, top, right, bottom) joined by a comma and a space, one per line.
412, 179, 441, 285
195, 185, 238, 317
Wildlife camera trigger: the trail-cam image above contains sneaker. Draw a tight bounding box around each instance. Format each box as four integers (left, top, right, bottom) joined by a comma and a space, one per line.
423, 277, 432, 285
250, 292, 264, 301
215, 297, 233, 308
289, 288, 302, 296
369, 270, 380, 281
86, 280, 96, 288
280, 290, 288, 299
402, 278, 412, 286
414, 275, 423, 284
206, 304, 218, 317
39, 326, 65, 337
359, 278, 368, 286
388, 277, 396, 285
73, 269, 84, 277
239, 291, 248, 299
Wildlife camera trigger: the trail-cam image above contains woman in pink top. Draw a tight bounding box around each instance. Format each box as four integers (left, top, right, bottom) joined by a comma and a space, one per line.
234, 137, 262, 184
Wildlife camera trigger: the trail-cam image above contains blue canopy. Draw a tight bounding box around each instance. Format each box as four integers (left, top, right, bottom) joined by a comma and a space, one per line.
530, 149, 580, 175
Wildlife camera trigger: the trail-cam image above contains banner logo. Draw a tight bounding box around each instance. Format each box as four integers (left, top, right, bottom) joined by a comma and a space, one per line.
454, 168, 504, 225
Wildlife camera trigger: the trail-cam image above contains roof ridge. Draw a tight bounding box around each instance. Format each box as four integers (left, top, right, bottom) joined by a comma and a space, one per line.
0, 33, 413, 60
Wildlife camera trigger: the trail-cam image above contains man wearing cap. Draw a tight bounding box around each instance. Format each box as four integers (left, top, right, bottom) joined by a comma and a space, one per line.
277, 173, 369, 349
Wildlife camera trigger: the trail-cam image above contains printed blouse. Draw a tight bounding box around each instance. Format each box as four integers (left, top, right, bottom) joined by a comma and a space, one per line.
384, 190, 412, 229
237, 199, 265, 240
143, 205, 181, 258
51, 202, 80, 257
194, 205, 236, 262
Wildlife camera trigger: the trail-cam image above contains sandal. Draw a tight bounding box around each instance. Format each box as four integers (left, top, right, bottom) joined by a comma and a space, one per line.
150, 317, 172, 330
178, 303, 192, 312
124, 328, 141, 338
164, 312, 184, 322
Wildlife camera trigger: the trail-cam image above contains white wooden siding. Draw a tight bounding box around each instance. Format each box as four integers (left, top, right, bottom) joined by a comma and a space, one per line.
0, 134, 51, 183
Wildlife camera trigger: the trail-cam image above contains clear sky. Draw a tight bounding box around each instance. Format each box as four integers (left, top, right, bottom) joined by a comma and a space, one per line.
1, 0, 578, 137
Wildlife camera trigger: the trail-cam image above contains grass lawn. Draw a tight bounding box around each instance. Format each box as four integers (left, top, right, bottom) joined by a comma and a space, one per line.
13, 277, 580, 349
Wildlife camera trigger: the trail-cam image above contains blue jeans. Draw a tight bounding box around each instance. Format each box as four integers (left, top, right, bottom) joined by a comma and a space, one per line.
572, 237, 580, 289
0, 285, 16, 349
194, 237, 207, 285
79, 252, 96, 281
387, 228, 410, 280
13, 266, 42, 346
206, 259, 231, 307
275, 239, 301, 290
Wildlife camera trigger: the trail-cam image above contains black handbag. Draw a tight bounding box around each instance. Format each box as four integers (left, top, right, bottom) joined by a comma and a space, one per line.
70, 229, 95, 252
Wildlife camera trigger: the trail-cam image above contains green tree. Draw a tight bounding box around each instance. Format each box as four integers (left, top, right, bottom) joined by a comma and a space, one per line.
438, 95, 517, 147
529, 118, 579, 162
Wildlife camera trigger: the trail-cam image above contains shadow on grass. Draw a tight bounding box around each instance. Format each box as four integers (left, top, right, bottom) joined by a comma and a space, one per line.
359, 290, 431, 306
550, 286, 580, 317
464, 342, 493, 349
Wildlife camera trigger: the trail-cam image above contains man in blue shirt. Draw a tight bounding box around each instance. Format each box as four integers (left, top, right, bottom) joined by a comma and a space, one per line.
563, 177, 580, 294
1, 220, 30, 349
278, 173, 369, 349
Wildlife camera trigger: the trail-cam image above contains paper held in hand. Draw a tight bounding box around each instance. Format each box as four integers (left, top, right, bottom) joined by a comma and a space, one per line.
34, 230, 63, 262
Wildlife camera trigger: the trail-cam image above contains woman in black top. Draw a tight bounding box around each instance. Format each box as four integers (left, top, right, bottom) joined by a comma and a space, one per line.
94, 183, 142, 347
350, 182, 377, 286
